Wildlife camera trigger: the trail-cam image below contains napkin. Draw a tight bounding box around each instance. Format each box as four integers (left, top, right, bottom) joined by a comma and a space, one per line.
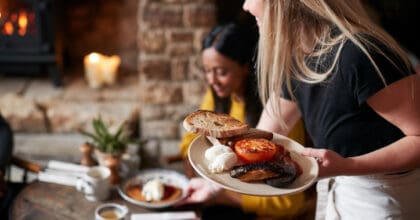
47, 160, 89, 173
131, 211, 198, 220
37, 160, 89, 186
38, 171, 80, 186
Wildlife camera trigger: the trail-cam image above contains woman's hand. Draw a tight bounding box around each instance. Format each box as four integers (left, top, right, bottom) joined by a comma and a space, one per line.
176, 177, 221, 206
300, 148, 352, 179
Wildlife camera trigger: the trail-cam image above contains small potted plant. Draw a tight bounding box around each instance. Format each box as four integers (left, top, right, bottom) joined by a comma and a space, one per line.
79, 116, 131, 166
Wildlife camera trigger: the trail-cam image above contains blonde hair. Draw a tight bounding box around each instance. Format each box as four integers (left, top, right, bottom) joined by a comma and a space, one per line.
257, 0, 411, 128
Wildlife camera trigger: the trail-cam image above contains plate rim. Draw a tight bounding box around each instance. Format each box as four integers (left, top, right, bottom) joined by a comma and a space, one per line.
117, 168, 189, 209
188, 133, 319, 196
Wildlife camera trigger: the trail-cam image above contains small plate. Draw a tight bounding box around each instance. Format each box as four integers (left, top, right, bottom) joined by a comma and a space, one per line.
188, 133, 318, 196
118, 169, 189, 209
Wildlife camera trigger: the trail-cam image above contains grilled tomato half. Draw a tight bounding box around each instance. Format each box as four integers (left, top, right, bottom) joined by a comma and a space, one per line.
234, 138, 278, 163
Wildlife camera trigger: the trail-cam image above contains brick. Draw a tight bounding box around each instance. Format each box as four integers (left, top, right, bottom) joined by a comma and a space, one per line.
182, 81, 206, 106
171, 58, 189, 80
183, 4, 216, 27
141, 105, 166, 120
99, 74, 140, 101
165, 105, 197, 121
194, 28, 211, 52
141, 104, 195, 122
0, 94, 46, 132
159, 139, 181, 158
61, 74, 140, 102
168, 30, 193, 42
139, 30, 166, 53
188, 55, 206, 80
141, 120, 179, 139
46, 101, 138, 133
60, 78, 103, 102
142, 4, 183, 28
139, 58, 171, 80
140, 82, 183, 104
168, 43, 194, 57
15, 133, 86, 162
23, 79, 64, 103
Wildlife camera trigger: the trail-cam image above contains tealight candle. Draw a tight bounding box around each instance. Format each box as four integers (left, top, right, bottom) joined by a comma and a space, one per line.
101, 55, 121, 85
84, 53, 104, 89
83, 53, 121, 88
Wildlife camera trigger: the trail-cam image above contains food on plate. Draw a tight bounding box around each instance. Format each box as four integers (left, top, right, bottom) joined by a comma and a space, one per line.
234, 138, 278, 163
264, 164, 298, 188
183, 110, 250, 138
141, 179, 164, 202
229, 138, 302, 187
126, 179, 182, 203
205, 144, 238, 173
230, 161, 297, 184
183, 110, 303, 188
205, 144, 233, 161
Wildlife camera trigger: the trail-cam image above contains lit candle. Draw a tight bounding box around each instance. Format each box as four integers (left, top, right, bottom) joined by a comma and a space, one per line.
101, 55, 121, 85
84, 53, 104, 89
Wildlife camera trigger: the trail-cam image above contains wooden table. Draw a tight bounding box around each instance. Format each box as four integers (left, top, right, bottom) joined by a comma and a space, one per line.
11, 181, 198, 220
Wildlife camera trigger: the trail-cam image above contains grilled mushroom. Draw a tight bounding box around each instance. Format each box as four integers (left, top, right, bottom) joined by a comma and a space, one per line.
230, 161, 296, 185
264, 164, 297, 188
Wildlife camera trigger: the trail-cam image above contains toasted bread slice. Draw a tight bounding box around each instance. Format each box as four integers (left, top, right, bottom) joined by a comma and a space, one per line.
183, 110, 250, 138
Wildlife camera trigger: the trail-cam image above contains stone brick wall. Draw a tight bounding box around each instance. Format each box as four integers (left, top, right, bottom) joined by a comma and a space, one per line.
0, 0, 220, 165
138, 0, 216, 154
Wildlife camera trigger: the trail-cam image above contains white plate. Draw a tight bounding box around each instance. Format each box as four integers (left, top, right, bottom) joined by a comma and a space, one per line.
118, 169, 189, 209
188, 133, 318, 196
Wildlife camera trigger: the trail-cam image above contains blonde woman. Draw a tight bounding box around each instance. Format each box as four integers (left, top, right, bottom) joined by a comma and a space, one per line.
178, 23, 307, 219
242, 0, 420, 219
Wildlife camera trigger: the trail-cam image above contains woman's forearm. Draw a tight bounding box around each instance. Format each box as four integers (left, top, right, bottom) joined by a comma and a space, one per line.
257, 97, 301, 135
346, 135, 420, 175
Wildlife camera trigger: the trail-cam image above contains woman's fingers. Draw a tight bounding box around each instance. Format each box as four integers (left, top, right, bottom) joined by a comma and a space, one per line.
175, 178, 215, 206
300, 147, 327, 161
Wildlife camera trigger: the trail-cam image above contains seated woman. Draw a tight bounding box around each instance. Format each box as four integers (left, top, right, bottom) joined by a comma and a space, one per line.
178, 23, 308, 219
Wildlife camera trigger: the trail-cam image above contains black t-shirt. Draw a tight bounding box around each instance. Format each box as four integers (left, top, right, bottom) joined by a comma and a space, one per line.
283, 38, 413, 157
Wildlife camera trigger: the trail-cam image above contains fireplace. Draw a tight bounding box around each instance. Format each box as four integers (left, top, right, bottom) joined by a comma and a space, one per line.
0, 0, 61, 86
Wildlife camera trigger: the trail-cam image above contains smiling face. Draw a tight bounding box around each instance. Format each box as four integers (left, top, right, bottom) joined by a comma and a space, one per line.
243, 0, 265, 27
202, 47, 249, 98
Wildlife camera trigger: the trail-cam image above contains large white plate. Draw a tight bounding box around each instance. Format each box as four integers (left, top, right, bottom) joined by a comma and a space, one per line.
188, 133, 318, 196
118, 168, 189, 209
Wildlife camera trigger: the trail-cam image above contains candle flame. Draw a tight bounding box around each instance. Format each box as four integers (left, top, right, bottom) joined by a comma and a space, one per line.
88, 53, 101, 63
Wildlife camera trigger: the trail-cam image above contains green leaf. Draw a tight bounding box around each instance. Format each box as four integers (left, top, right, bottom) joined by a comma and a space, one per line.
79, 116, 131, 154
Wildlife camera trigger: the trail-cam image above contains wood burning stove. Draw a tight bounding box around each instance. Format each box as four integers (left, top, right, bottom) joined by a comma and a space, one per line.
0, 0, 61, 86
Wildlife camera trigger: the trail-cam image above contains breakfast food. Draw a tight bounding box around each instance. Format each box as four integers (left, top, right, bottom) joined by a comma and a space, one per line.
183, 110, 302, 188
205, 144, 233, 161
204, 144, 238, 173
183, 110, 250, 138
234, 138, 278, 163
229, 137, 301, 187
126, 180, 182, 203
230, 161, 296, 183
141, 179, 164, 202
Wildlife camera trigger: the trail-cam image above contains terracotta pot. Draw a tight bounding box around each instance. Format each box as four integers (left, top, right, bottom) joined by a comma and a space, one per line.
94, 149, 122, 166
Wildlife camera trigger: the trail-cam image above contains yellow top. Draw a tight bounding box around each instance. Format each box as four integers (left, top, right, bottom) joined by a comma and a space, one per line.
178, 88, 306, 218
